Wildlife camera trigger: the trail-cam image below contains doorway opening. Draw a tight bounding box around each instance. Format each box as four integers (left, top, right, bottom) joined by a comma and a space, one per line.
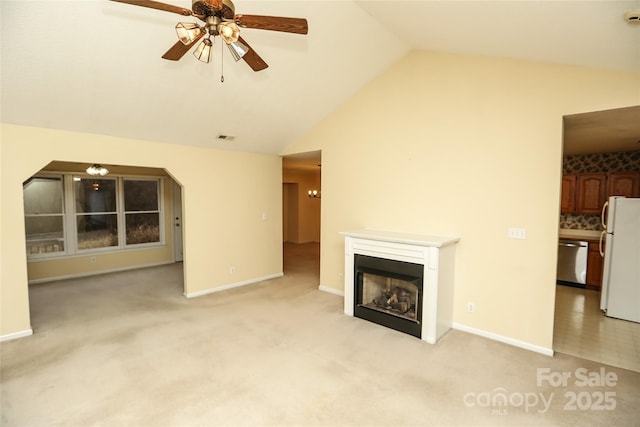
22, 160, 187, 332
554, 106, 640, 373
282, 151, 321, 276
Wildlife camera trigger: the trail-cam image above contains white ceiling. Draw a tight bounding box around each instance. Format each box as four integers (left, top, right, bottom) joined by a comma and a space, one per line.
2, 1, 639, 160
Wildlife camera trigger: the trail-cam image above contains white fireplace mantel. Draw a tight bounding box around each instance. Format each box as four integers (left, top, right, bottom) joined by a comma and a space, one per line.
340, 229, 459, 344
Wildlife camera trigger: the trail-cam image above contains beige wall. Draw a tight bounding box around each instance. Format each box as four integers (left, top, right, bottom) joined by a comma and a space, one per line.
282, 51, 640, 351
1, 124, 283, 337
283, 168, 321, 243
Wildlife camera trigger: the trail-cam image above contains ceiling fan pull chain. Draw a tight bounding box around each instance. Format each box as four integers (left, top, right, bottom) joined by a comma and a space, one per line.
220, 39, 225, 82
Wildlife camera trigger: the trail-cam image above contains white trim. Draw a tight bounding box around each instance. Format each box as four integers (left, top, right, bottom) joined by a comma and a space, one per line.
184, 273, 284, 299
27, 261, 175, 284
318, 285, 344, 296
452, 322, 554, 357
1, 328, 33, 342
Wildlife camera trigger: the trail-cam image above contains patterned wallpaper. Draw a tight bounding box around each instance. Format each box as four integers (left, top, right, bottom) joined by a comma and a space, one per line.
563, 150, 640, 173
560, 150, 640, 231
559, 213, 602, 231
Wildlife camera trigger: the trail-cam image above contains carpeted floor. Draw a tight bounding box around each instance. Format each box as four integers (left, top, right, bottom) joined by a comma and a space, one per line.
1, 242, 639, 426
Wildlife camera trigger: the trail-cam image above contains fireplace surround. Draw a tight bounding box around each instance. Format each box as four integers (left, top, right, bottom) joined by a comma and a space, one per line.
341, 229, 459, 344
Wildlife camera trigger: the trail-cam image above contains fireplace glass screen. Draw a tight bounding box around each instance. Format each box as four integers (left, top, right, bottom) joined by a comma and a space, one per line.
361, 273, 419, 322
354, 254, 423, 338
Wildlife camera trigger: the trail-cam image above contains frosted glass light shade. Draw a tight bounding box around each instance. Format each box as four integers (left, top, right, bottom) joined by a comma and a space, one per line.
227, 40, 249, 61
175, 22, 202, 45
86, 164, 109, 176
218, 22, 240, 44
193, 38, 213, 63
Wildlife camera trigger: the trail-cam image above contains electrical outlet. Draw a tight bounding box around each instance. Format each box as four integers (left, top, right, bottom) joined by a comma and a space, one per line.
467, 302, 475, 313
338, 272, 344, 282
90, 257, 96, 264
229, 265, 236, 275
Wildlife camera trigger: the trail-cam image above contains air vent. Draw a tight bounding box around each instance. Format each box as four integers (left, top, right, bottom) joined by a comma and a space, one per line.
624, 9, 640, 24
216, 134, 235, 141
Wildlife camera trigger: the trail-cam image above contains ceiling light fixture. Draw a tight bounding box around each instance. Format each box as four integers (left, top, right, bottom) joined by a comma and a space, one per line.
183, 18, 247, 65
218, 22, 240, 44
227, 40, 249, 61
110, 0, 309, 74
193, 37, 214, 63
176, 22, 203, 45
86, 164, 109, 176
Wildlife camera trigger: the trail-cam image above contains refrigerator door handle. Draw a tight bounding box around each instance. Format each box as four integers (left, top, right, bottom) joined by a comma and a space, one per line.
601, 200, 609, 229
599, 231, 606, 257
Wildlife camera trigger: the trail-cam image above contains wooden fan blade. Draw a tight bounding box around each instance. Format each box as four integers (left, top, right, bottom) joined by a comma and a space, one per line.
162, 30, 205, 60
110, 0, 193, 17
235, 15, 308, 34
238, 36, 268, 72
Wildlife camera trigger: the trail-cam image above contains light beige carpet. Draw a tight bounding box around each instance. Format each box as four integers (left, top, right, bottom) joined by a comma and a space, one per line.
1, 243, 639, 426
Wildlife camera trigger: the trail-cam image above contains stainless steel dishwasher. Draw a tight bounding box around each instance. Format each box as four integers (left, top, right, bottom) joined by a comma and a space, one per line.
557, 240, 588, 286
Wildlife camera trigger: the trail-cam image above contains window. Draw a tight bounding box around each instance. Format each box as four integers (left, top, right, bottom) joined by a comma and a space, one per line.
75, 178, 118, 250
24, 174, 164, 259
124, 179, 160, 245
24, 176, 65, 255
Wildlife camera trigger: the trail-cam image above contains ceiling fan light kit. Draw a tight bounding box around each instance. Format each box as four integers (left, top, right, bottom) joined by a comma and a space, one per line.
175, 22, 202, 44
227, 40, 249, 61
193, 37, 213, 63
219, 22, 240, 44
110, 0, 308, 73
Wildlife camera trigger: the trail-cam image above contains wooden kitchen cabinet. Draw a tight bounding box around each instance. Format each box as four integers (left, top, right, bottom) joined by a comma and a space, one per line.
586, 241, 604, 291
561, 172, 638, 214
608, 172, 640, 198
561, 174, 576, 214
576, 174, 607, 214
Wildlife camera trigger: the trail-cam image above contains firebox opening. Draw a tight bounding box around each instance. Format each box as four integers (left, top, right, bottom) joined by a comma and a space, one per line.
354, 254, 424, 338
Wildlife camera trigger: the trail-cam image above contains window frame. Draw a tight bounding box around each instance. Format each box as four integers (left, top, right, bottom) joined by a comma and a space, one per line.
25, 173, 166, 261
121, 178, 164, 248
23, 174, 67, 259
74, 176, 120, 252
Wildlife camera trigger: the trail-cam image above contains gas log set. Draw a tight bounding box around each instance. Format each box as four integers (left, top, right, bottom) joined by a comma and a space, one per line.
365, 286, 417, 320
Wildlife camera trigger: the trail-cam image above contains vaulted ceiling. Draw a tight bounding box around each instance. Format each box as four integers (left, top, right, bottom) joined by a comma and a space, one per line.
2, 1, 639, 159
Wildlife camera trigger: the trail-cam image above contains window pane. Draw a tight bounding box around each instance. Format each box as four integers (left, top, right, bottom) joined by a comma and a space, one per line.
126, 213, 160, 244
124, 180, 159, 211
25, 216, 64, 254
77, 214, 118, 249
75, 179, 116, 213
24, 177, 63, 214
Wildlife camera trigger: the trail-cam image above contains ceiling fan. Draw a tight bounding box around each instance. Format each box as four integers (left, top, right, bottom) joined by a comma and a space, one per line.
110, 0, 308, 71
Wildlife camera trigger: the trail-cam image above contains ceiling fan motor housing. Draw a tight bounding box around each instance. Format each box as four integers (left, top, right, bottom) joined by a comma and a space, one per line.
192, 0, 235, 20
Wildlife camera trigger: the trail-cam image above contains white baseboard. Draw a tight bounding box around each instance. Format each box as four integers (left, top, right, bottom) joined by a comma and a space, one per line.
28, 261, 175, 285
452, 322, 554, 357
318, 285, 344, 296
184, 273, 284, 298
1, 328, 33, 342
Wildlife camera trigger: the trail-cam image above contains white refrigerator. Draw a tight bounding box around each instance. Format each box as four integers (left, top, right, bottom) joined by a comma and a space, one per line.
600, 196, 640, 322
